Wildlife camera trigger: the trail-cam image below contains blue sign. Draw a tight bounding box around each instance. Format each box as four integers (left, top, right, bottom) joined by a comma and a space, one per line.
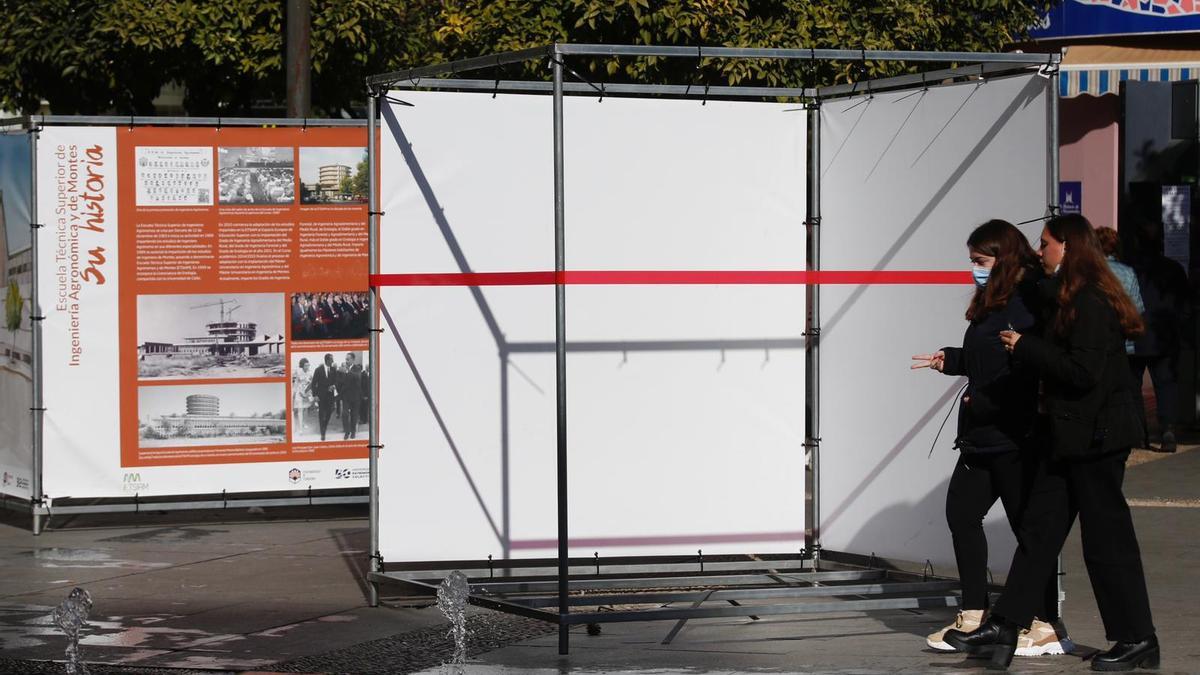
1031, 0, 1200, 40
1060, 181, 1083, 214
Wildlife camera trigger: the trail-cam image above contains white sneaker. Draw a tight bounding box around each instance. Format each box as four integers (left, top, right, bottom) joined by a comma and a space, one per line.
1015, 619, 1073, 656
926, 609, 985, 651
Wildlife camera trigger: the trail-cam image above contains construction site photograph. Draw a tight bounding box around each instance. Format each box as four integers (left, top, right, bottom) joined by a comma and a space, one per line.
136, 293, 287, 380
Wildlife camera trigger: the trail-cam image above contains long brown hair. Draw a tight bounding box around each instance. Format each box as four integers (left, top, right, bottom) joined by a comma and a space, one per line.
1045, 214, 1144, 338
965, 219, 1038, 321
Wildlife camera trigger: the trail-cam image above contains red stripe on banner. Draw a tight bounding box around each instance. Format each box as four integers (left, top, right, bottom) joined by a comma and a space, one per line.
370, 270, 972, 286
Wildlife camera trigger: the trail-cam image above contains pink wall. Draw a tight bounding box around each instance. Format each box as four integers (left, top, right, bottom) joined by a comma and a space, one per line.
1059, 95, 1120, 230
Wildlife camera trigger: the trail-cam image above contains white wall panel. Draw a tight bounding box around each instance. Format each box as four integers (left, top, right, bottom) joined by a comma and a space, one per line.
819, 73, 1051, 572
379, 92, 806, 562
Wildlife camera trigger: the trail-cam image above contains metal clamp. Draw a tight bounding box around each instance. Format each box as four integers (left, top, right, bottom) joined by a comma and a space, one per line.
30, 222, 44, 229
368, 444, 385, 450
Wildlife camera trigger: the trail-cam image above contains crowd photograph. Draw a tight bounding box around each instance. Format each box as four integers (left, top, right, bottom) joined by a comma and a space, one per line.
217, 146, 296, 205
290, 351, 370, 442
291, 291, 369, 340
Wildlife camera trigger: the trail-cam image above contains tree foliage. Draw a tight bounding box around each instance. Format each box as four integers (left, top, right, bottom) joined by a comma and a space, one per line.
414, 0, 1057, 88
0, 0, 1055, 115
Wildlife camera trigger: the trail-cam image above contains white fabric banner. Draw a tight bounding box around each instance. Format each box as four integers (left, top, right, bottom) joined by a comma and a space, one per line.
379, 91, 806, 562
37, 126, 124, 501
819, 73, 1051, 572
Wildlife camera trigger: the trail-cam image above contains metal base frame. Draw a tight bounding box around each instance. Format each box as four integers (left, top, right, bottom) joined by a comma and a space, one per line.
369, 550, 962, 629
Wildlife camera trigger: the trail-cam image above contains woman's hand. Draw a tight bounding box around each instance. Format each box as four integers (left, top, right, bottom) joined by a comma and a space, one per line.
999, 330, 1022, 353
911, 351, 945, 372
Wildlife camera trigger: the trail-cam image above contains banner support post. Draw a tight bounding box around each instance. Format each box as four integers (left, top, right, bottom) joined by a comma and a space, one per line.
1047, 65, 1066, 623
28, 123, 44, 536
551, 45, 570, 657
367, 89, 381, 606
804, 103, 821, 563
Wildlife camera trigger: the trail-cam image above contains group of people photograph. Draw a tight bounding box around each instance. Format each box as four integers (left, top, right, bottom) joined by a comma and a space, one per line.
290, 351, 370, 442
291, 291, 370, 341
911, 214, 1171, 671
217, 167, 295, 205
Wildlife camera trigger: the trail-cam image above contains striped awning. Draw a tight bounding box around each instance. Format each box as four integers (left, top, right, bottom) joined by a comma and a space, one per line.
1061, 64, 1200, 96
1059, 44, 1200, 97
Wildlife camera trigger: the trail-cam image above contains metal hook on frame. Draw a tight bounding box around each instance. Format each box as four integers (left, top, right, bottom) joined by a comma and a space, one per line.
685, 45, 704, 96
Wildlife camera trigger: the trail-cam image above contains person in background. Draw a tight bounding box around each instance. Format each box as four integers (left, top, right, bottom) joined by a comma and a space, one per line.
912, 220, 1067, 658
1127, 219, 1190, 453
340, 353, 364, 440
310, 353, 338, 442
1094, 227, 1144, 357
946, 214, 1157, 672
292, 357, 314, 434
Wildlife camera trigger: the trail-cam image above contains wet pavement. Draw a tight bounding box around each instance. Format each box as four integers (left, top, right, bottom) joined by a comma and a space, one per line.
0, 447, 1196, 674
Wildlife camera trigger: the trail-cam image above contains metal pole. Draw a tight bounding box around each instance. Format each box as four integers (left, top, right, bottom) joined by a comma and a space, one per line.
366, 91, 380, 606
1047, 68, 1065, 621
286, 0, 312, 118
29, 124, 43, 535
551, 49, 570, 656
804, 104, 821, 563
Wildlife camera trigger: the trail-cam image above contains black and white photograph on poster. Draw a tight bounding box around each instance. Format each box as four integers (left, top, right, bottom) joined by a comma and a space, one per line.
291, 350, 369, 443
135, 146, 214, 206
138, 382, 286, 447
290, 291, 369, 341
217, 147, 295, 205
138, 293, 286, 380
299, 147, 367, 204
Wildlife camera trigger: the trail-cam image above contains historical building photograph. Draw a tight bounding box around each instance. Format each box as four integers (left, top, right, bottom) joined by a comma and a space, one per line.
137, 293, 286, 379
298, 146, 367, 204
138, 382, 286, 447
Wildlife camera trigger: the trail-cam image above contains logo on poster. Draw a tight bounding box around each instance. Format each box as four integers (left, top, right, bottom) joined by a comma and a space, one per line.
122, 472, 149, 492
288, 468, 301, 483
1, 472, 10, 486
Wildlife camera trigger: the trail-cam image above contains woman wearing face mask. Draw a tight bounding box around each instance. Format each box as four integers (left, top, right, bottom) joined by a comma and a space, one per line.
945, 214, 1155, 671
912, 220, 1066, 657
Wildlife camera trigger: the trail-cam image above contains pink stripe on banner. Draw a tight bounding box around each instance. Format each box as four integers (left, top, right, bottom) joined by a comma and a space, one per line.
508, 530, 807, 551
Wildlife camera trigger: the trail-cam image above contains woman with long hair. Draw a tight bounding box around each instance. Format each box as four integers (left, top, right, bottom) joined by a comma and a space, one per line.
913, 219, 1067, 657
945, 214, 1157, 671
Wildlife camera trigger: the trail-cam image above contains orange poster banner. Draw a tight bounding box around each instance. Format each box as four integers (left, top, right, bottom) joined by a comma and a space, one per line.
118, 126, 370, 467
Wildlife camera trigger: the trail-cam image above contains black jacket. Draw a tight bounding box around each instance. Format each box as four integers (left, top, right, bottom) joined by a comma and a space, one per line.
941, 273, 1041, 453
1013, 281, 1143, 459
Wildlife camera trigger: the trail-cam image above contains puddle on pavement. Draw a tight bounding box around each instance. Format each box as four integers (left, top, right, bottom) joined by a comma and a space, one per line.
21, 548, 172, 570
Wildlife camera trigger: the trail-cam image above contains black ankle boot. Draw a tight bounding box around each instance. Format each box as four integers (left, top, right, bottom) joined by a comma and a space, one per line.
944, 615, 1020, 670
1091, 634, 1159, 671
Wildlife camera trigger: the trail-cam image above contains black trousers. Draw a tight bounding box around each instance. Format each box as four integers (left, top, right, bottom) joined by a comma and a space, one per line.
317, 399, 334, 439
342, 402, 359, 439
992, 448, 1155, 642
947, 450, 1057, 618
1130, 355, 1178, 431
